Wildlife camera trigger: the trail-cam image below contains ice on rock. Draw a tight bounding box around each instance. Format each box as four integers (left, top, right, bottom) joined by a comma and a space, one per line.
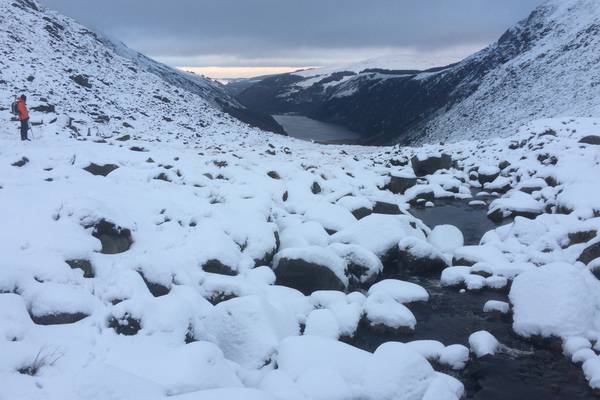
469, 330, 500, 358
510, 262, 600, 338
429, 225, 464, 254
583, 357, 600, 390
573, 348, 597, 364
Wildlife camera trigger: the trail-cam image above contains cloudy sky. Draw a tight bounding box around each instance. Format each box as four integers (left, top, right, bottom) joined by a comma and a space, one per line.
41, 0, 544, 78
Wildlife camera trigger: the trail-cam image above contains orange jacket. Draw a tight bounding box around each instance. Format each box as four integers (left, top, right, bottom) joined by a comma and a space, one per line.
16, 99, 29, 121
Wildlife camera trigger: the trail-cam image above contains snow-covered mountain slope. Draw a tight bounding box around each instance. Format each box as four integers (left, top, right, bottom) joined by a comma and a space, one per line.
232, 0, 600, 145
0, 0, 283, 138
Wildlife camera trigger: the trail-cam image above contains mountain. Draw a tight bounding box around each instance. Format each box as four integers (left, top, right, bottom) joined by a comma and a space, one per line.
232, 0, 600, 145
0, 0, 283, 138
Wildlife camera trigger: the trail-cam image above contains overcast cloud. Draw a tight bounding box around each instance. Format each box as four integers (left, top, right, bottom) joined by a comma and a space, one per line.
40, 0, 544, 70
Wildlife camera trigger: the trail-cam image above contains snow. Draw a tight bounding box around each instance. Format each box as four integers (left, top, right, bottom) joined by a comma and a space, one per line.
438, 345, 470, 370
510, 263, 600, 339
3, 0, 600, 396
429, 225, 465, 254
469, 330, 500, 358
483, 300, 510, 314
367, 279, 429, 303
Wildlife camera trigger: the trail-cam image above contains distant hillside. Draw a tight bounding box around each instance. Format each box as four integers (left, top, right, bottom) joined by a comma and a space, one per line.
232, 0, 600, 144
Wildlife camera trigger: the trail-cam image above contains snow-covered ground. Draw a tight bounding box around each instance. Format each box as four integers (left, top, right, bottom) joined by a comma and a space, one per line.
3, 104, 600, 398
3, 0, 600, 399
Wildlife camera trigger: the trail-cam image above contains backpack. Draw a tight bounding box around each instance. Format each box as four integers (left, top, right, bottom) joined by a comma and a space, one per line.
10, 99, 19, 116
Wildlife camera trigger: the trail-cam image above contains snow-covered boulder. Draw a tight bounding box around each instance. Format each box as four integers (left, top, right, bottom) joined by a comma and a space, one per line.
411, 153, 452, 177
273, 247, 348, 294
397, 237, 449, 276
203, 295, 299, 368
510, 262, 600, 339
429, 225, 464, 254
468, 330, 500, 358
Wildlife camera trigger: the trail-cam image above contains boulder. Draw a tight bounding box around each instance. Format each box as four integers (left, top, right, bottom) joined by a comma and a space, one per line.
396, 237, 448, 276
578, 242, 600, 265
108, 313, 142, 335
65, 259, 94, 278
83, 163, 119, 177
30, 312, 88, 325
384, 174, 417, 195
579, 135, 600, 145
202, 259, 238, 276
372, 201, 401, 215
411, 154, 452, 177
273, 247, 347, 295
90, 219, 133, 254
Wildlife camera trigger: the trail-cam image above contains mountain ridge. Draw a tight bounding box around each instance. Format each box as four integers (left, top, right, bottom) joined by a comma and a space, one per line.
230, 0, 600, 144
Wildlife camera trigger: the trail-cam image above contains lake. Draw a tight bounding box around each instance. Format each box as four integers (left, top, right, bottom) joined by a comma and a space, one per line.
273, 114, 362, 144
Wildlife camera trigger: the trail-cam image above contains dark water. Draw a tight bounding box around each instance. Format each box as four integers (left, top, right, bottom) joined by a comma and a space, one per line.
408, 197, 502, 245
350, 198, 597, 399
273, 114, 361, 144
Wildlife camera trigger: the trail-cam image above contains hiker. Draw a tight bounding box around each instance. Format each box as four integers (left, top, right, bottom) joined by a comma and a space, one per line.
15, 95, 30, 141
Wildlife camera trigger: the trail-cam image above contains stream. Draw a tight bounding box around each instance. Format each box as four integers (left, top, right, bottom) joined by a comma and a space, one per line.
350, 197, 597, 399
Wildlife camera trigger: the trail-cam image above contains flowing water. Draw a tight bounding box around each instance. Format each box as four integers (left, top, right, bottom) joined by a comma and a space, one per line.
350, 198, 597, 399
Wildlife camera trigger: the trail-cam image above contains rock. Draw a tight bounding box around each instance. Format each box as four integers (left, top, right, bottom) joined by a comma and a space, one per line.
311, 182, 322, 194
352, 207, 373, 220
396, 238, 448, 276
31, 104, 55, 113
384, 174, 417, 195
579, 135, 600, 145
477, 166, 501, 185
30, 312, 88, 325
108, 313, 142, 335
138, 271, 171, 297
411, 154, 452, 176
90, 219, 133, 254
578, 242, 600, 265
568, 230, 597, 246
83, 163, 119, 177
267, 171, 280, 179
202, 259, 238, 276
372, 201, 401, 215
274, 248, 347, 295
70, 74, 92, 88
116, 134, 131, 141
65, 259, 94, 278
406, 187, 435, 206
11, 157, 29, 167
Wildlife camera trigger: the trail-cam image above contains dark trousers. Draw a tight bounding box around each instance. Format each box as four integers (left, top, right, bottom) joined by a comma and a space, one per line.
20, 118, 29, 140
